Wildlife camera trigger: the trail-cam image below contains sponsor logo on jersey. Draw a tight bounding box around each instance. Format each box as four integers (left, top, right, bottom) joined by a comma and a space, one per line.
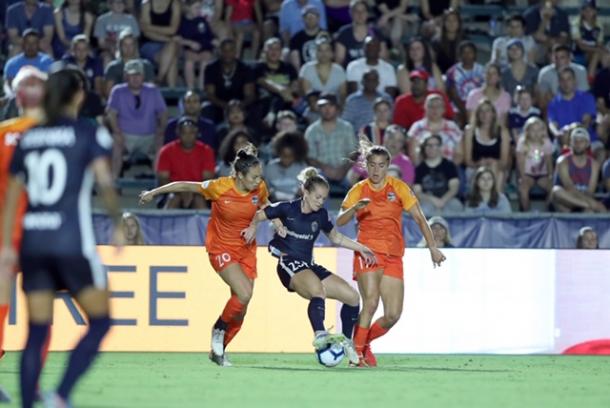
387, 192, 396, 202
311, 221, 318, 232
252, 195, 259, 205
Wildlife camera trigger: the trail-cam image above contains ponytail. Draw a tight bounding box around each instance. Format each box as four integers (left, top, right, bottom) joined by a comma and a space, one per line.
298, 166, 329, 192
232, 143, 260, 176
356, 136, 391, 170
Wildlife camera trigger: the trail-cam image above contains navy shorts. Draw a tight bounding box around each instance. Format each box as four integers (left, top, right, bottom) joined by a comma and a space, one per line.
276, 255, 333, 292
20, 254, 107, 295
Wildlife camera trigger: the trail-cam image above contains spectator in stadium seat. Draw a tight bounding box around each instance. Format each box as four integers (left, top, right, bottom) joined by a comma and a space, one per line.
289, 6, 327, 71
94, 0, 141, 67
408, 93, 463, 166
342, 69, 392, 137
334, 1, 386, 68
465, 166, 512, 214
524, 0, 570, 65
576, 226, 599, 249
445, 41, 485, 127
107, 59, 168, 179
393, 70, 453, 131
216, 128, 254, 176
263, 131, 309, 200
413, 133, 463, 216
279, 0, 327, 46
538, 45, 589, 106
571, 1, 605, 76
121, 212, 147, 245
431, 8, 465, 73
104, 30, 156, 99
52, 0, 94, 58
358, 97, 392, 145
547, 67, 602, 160
215, 99, 255, 144
5, 0, 54, 57
551, 127, 606, 213
164, 90, 218, 152
464, 99, 510, 193
156, 117, 215, 209
261, 0, 282, 41
275, 110, 299, 133
466, 63, 512, 125
305, 93, 356, 186
139, 0, 181, 87
203, 38, 256, 123
516, 117, 553, 211
255, 37, 299, 128
491, 14, 536, 66
418, 216, 454, 248
299, 36, 346, 101
397, 37, 444, 95
346, 35, 397, 98
302, 90, 321, 124
374, 0, 417, 53
420, 0, 459, 25
508, 86, 541, 142
225, 0, 263, 58
500, 39, 540, 98
3, 29, 54, 89
175, 0, 215, 91
61, 35, 104, 96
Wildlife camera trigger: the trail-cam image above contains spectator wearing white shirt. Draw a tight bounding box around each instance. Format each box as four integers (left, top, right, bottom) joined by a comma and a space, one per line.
491, 14, 536, 66
346, 35, 397, 98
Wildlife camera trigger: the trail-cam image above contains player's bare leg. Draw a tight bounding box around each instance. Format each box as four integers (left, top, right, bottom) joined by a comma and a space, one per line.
353, 270, 383, 366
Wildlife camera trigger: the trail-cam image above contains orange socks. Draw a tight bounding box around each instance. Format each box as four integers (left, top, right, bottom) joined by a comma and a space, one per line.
353, 325, 370, 355
224, 320, 243, 348
0, 304, 8, 355
220, 295, 245, 324
367, 320, 389, 343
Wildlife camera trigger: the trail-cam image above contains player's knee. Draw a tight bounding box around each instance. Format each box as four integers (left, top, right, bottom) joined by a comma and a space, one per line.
346, 288, 360, 307
362, 297, 380, 316
236, 288, 253, 305
384, 310, 402, 327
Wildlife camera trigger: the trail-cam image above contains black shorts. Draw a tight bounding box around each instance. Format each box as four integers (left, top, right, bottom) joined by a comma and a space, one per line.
20, 254, 107, 295
276, 255, 332, 292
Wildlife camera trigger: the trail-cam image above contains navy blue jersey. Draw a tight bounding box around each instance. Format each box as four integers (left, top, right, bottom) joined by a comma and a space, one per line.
179, 16, 214, 51
264, 199, 334, 263
9, 118, 112, 257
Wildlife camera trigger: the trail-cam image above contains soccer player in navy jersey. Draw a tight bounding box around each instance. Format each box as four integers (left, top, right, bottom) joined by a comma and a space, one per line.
0, 68, 124, 408
244, 167, 376, 364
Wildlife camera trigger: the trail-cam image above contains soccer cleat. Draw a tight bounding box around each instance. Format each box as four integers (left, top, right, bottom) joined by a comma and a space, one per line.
340, 338, 360, 365
0, 350, 5, 360
222, 354, 233, 367
42, 392, 72, 408
208, 351, 232, 367
211, 328, 226, 357
312, 331, 331, 350
0, 386, 11, 403
363, 344, 377, 367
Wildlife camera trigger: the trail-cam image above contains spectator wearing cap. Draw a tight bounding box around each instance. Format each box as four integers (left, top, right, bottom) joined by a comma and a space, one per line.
466, 63, 512, 125
346, 36, 397, 98
491, 14, 536, 66
139, 0, 181, 87
299, 36, 346, 101
417, 216, 454, 248
104, 29, 155, 99
538, 45, 589, 107
107, 59, 168, 179
571, 0, 605, 75
279, 0, 327, 46
3, 29, 54, 88
61, 35, 104, 96
500, 39, 540, 97
52, 0, 94, 59
334, 1, 387, 68
156, 116, 215, 209
551, 127, 606, 213
5, 0, 54, 57
576, 226, 599, 249
203, 38, 256, 123
446, 41, 485, 127
304, 93, 356, 187
524, 0, 570, 65
164, 90, 218, 153
342, 69, 392, 137
548, 67, 601, 159
264, 131, 309, 201
289, 5, 327, 71
393, 69, 454, 131
94, 0, 141, 67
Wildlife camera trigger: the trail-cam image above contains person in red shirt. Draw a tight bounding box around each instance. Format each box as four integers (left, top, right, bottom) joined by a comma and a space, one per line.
393, 70, 454, 131
156, 117, 215, 208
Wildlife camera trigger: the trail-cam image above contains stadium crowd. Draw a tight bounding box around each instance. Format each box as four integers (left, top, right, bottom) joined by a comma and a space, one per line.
2, 0, 610, 214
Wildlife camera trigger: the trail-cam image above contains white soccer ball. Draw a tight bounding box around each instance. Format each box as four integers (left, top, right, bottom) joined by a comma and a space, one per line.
316, 343, 345, 367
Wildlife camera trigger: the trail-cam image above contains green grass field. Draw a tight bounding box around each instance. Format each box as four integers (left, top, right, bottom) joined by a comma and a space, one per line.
1, 352, 610, 407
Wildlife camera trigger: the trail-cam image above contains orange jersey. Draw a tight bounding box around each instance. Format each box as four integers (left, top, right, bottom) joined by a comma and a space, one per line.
200, 176, 269, 254
0, 116, 38, 248
341, 176, 418, 257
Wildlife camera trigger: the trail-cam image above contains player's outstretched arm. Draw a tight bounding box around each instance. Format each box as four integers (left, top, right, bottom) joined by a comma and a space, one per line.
92, 157, 124, 247
408, 203, 446, 267
336, 198, 371, 226
0, 176, 23, 277
139, 181, 202, 204
327, 228, 376, 265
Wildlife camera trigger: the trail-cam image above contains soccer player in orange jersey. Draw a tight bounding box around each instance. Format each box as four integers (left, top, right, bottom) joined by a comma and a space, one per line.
337, 139, 446, 366
139, 144, 279, 366
0, 66, 49, 402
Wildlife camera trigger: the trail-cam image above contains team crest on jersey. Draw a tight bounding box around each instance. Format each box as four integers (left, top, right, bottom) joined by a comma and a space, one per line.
387, 192, 396, 202
311, 221, 318, 232
251, 195, 259, 205
4, 132, 21, 146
